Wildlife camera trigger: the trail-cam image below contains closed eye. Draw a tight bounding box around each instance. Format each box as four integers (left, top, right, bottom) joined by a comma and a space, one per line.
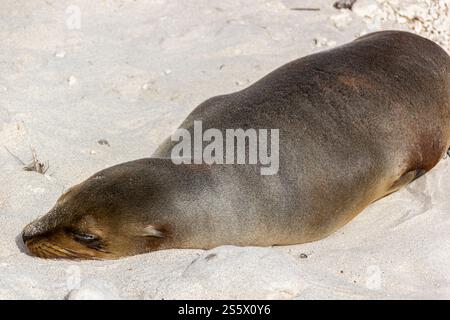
65, 228, 107, 251
72, 232, 98, 242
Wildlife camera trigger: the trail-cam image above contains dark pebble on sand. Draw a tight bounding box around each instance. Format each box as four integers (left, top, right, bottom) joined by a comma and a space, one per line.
98, 139, 110, 146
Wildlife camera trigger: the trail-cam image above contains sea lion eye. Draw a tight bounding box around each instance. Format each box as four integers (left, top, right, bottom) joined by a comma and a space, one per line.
67, 229, 107, 252
65, 228, 99, 243
62, 224, 109, 252
73, 232, 98, 242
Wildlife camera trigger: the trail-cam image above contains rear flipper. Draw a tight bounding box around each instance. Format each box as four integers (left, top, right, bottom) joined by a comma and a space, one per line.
387, 168, 426, 195
373, 169, 426, 203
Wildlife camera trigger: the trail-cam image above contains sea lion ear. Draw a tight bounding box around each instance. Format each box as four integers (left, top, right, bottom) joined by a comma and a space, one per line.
140, 225, 165, 238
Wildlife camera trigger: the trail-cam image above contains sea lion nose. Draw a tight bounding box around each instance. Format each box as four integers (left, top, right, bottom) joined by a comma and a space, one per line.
21, 230, 33, 244
21, 223, 39, 244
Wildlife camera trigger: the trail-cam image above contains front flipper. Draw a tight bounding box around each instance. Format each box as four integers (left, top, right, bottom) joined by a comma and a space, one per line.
373, 169, 426, 203
388, 168, 426, 194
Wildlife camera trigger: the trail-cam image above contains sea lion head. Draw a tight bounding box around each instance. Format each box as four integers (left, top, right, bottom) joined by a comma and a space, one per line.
21, 161, 169, 260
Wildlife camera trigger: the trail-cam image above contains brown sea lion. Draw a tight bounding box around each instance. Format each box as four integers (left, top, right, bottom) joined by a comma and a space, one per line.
21, 31, 450, 259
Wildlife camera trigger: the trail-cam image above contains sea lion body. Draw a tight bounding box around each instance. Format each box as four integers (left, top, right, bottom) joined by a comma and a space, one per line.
22, 31, 450, 259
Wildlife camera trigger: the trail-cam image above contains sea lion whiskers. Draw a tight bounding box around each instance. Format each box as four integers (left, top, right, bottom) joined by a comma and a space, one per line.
31, 241, 74, 259
42, 243, 83, 259
24, 231, 103, 259
41, 241, 100, 260
33, 243, 57, 259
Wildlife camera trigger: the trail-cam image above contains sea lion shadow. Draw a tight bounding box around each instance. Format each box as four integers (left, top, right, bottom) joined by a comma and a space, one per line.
15, 232, 29, 254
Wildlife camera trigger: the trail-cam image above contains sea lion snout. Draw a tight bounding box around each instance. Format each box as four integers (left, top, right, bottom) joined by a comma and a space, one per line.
21, 220, 63, 258
21, 174, 170, 260
21, 230, 33, 244
21, 224, 35, 243
21, 222, 108, 260
21, 221, 46, 244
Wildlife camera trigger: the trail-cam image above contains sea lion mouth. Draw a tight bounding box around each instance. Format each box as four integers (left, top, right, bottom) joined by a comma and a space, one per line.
23, 234, 108, 260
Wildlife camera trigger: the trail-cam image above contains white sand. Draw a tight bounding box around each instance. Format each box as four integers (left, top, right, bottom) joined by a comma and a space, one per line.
0, 0, 449, 299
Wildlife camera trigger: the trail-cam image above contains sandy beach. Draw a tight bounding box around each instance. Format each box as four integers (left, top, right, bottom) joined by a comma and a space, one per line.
0, 0, 449, 299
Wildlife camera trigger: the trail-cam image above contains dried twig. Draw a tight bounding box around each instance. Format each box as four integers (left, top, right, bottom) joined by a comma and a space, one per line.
23, 147, 49, 174
4, 146, 26, 165
290, 7, 320, 12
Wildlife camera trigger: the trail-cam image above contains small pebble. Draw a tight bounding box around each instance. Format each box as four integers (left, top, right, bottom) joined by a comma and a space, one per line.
98, 139, 110, 147
333, 0, 357, 10
313, 37, 337, 48
55, 50, 66, 58
68, 76, 77, 86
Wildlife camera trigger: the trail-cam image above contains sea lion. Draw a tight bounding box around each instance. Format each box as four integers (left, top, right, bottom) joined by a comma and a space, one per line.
21, 31, 450, 260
